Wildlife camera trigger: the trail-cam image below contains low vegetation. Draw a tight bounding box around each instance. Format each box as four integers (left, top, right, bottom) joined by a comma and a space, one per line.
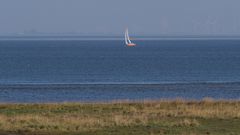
0, 99, 240, 135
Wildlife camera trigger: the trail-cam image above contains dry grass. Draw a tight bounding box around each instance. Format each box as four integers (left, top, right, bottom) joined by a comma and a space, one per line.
0, 99, 240, 134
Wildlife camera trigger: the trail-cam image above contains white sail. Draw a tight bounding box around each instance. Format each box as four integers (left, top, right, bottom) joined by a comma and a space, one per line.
125, 29, 129, 45
126, 29, 132, 44
125, 28, 136, 46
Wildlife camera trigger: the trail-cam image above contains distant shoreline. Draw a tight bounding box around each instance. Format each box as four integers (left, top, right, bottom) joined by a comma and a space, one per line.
1, 35, 240, 41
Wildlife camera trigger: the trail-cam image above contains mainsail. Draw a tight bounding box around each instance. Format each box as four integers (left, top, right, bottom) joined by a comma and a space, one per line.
125, 29, 132, 45
125, 29, 129, 45
125, 28, 136, 46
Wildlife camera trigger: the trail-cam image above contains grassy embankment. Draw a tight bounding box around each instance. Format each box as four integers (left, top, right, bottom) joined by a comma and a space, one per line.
0, 99, 240, 135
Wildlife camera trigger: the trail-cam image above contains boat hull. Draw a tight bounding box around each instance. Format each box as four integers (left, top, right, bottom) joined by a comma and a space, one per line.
127, 43, 136, 47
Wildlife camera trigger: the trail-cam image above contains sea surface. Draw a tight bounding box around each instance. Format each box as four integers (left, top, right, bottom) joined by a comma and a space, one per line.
0, 39, 240, 102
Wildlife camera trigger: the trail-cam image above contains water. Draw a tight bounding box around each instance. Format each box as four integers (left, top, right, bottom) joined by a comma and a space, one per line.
0, 39, 240, 102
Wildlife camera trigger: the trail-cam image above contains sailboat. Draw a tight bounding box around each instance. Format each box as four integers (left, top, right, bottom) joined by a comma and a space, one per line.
125, 29, 136, 47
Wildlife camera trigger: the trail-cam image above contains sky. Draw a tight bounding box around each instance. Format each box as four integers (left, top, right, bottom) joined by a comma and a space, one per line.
0, 0, 240, 36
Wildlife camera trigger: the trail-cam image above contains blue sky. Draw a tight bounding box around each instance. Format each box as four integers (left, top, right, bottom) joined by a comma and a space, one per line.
0, 0, 240, 35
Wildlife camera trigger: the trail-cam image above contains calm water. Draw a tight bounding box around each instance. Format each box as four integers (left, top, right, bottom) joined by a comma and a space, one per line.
0, 39, 240, 102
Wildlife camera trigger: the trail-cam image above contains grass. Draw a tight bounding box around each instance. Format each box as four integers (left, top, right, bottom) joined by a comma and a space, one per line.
0, 99, 240, 135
